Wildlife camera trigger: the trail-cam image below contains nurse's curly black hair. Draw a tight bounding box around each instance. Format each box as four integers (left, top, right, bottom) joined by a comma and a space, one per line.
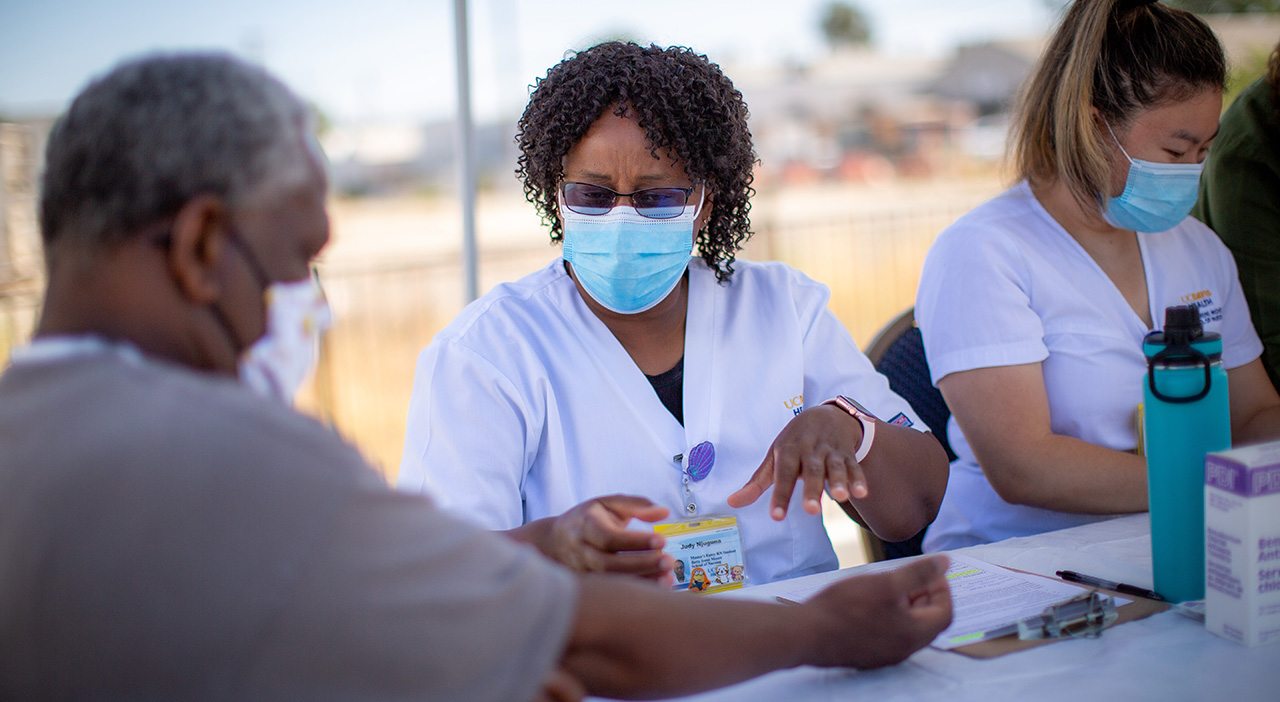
516, 41, 756, 282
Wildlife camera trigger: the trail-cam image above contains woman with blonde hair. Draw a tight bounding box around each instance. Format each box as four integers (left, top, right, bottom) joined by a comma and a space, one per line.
915, 0, 1280, 551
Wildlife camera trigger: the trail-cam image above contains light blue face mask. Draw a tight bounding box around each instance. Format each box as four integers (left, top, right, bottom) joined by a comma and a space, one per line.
561, 190, 702, 314
1102, 121, 1204, 233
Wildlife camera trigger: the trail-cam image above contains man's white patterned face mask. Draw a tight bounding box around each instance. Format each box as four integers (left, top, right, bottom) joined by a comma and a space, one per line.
238, 274, 331, 403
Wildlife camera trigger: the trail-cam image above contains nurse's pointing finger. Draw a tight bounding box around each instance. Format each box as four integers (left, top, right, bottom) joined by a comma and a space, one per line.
845, 458, 869, 500
799, 454, 828, 515
765, 447, 801, 520
727, 451, 775, 511
823, 453, 851, 503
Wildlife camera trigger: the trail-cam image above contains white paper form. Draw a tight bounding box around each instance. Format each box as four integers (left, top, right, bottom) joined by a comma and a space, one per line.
778, 553, 1096, 650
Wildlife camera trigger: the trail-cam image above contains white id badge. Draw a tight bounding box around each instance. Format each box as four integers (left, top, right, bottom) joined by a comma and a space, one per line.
654, 515, 746, 594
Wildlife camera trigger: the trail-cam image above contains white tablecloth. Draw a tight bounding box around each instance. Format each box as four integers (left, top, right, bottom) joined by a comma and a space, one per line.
595, 514, 1279, 701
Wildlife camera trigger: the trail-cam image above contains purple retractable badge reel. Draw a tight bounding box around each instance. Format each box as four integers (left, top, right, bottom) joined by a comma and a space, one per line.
686, 440, 715, 481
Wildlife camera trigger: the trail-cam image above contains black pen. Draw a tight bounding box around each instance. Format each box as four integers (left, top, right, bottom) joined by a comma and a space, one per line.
1056, 570, 1165, 601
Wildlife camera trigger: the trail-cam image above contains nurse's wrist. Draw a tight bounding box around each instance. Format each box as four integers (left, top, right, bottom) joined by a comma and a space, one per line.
820, 395, 876, 463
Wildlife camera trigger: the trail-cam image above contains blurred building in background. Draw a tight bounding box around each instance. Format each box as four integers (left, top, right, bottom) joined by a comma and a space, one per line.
315, 38, 1040, 197
310, 12, 1278, 198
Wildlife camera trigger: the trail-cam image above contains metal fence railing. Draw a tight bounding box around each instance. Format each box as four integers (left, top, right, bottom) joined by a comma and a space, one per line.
303, 185, 996, 477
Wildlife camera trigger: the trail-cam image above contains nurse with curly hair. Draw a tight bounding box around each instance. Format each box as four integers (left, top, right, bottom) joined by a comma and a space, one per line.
399, 42, 947, 586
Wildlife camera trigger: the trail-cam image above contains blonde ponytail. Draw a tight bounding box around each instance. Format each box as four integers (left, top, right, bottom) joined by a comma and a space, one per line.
1008, 0, 1225, 212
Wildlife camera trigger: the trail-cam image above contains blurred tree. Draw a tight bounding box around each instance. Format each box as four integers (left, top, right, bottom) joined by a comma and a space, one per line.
820, 2, 872, 50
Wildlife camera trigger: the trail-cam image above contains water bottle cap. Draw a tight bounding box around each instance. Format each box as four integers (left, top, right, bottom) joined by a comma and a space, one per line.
1143, 305, 1222, 403
1143, 305, 1221, 359
1162, 305, 1203, 344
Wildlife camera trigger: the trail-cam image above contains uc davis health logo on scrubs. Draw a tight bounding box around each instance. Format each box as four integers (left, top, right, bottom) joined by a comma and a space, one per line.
784, 394, 804, 416
1181, 289, 1223, 325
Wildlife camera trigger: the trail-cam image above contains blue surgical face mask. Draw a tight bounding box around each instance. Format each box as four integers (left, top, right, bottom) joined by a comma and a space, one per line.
561, 190, 702, 314
1101, 121, 1204, 233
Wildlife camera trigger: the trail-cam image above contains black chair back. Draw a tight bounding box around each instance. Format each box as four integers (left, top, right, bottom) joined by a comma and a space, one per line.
843, 307, 951, 561
875, 325, 956, 462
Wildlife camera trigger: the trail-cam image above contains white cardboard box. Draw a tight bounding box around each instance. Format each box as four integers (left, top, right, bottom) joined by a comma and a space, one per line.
1205, 439, 1280, 647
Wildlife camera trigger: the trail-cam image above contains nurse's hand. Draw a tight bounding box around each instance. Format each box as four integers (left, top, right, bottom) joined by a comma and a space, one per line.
727, 404, 867, 520
511, 495, 675, 584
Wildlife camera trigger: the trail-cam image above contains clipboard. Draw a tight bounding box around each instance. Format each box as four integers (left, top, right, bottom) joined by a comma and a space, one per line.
950, 569, 1170, 659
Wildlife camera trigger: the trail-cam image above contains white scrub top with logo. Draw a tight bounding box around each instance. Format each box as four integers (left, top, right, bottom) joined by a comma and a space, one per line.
915, 181, 1264, 552
399, 258, 924, 585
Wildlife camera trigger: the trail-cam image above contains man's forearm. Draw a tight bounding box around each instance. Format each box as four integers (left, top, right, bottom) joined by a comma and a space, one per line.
559, 555, 952, 699
560, 575, 815, 699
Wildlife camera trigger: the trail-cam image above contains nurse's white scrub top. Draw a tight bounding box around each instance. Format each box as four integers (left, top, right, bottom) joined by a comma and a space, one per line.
915, 181, 1263, 552
399, 258, 924, 585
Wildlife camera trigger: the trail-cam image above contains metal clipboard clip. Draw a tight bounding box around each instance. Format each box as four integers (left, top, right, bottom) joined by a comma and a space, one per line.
1016, 591, 1118, 641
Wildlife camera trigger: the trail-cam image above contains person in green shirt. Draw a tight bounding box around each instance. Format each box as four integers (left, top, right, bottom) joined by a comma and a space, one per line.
1193, 40, 1280, 390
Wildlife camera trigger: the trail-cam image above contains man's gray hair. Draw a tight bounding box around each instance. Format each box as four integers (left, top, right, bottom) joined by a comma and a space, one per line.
40, 52, 314, 251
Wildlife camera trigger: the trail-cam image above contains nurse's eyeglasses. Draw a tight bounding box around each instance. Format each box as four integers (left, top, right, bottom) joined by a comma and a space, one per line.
561, 181, 696, 219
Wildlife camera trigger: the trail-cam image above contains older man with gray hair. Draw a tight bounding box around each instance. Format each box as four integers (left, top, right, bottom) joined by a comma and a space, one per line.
0, 52, 951, 701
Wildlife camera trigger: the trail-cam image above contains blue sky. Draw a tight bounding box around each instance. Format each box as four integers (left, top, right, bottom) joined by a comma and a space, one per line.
0, 0, 1057, 123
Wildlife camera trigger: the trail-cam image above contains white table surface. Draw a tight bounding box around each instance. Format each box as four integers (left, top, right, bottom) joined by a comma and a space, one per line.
594, 514, 1280, 701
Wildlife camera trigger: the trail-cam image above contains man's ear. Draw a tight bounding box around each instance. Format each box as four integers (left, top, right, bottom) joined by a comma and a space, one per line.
167, 194, 229, 304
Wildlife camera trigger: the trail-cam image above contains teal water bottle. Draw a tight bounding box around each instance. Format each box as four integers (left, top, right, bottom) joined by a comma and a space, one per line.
1143, 305, 1231, 603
